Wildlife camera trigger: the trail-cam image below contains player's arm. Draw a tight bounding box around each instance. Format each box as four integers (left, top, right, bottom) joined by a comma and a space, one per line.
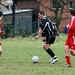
35, 28, 43, 39
54, 25, 59, 36
54, 25, 57, 30
69, 18, 75, 30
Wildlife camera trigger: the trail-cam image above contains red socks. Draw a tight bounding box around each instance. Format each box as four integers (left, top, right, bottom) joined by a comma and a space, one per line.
65, 56, 71, 66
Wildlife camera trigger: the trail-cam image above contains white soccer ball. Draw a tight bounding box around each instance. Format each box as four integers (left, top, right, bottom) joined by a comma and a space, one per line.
32, 56, 39, 63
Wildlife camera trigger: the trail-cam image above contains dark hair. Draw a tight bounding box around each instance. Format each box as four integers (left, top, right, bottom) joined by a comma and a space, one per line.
39, 11, 45, 15
70, 9, 75, 16
0, 11, 3, 17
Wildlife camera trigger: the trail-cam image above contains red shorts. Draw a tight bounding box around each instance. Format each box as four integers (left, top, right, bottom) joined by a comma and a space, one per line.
65, 36, 75, 50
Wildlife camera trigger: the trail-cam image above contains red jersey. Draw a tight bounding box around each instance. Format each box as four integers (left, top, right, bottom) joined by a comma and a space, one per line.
67, 16, 75, 37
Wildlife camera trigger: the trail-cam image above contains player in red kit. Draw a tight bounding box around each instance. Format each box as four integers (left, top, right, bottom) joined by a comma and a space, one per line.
64, 9, 75, 67
0, 11, 5, 56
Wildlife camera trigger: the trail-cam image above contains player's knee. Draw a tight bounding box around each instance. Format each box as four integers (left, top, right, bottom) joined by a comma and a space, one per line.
64, 46, 69, 53
43, 45, 45, 50
43, 45, 47, 50
43, 46, 48, 50
70, 50, 75, 56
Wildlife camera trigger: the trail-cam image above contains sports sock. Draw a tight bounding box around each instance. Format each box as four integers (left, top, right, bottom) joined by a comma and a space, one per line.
46, 48, 55, 57
65, 56, 71, 65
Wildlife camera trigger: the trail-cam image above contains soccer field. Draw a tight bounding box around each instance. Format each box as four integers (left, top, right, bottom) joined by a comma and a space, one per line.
0, 34, 75, 75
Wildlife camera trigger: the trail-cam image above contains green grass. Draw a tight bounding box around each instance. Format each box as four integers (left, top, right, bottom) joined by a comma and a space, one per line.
0, 34, 75, 75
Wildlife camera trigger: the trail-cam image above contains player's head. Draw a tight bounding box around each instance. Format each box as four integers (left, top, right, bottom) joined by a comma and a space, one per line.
70, 9, 75, 16
38, 11, 45, 19
0, 11, 3, 17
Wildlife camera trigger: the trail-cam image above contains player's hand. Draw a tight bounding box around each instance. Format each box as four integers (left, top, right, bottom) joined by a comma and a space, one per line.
35, 35, 39, 39
0, 31, 5, 35
56, 31, 59, 36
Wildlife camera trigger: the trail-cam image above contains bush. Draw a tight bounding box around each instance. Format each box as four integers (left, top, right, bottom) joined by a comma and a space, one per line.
3, 22, 12, 38
19, 29, 31, 37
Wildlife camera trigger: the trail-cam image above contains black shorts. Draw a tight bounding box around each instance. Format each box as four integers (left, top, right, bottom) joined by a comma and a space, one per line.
45, 36, 56, 44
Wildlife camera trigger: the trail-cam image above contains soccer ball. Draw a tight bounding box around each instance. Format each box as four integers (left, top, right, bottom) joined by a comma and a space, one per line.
32, 56, 39, 63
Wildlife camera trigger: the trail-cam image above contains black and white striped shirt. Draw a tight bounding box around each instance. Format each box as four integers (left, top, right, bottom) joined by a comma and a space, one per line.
40, 17, 56, 37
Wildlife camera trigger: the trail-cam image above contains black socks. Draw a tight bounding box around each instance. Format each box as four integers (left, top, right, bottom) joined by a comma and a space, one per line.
46, 48, 55, 57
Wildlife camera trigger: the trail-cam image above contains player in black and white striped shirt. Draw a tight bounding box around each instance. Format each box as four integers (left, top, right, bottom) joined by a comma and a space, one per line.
35, 11, 58, 64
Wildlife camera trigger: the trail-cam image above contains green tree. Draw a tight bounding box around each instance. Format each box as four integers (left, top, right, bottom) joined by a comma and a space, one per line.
3, 22, 12, 38
35, 0, 68, 30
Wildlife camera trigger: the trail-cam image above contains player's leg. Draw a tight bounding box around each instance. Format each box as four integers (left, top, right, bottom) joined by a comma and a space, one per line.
70, 49, 75, 56
64, 45, 71, 67
43, 36, 58, 63
43, 43, 58, 63
64, 37, 72, 67
70, 36, 75, 56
